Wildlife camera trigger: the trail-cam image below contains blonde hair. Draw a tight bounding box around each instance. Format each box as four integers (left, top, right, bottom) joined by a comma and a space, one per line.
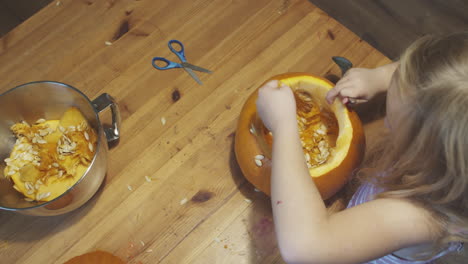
366, 32, 468, 257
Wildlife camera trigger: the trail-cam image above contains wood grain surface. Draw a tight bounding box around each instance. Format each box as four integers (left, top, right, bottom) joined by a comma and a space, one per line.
0, 0, 390, 263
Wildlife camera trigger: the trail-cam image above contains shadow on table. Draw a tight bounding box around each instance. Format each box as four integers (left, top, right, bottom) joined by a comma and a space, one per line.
0, 175, 107, 243
229, 136, 284, 263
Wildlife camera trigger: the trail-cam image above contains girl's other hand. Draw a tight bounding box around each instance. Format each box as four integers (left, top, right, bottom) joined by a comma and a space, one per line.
326, 62, 400, 105
256, 80, 297, 134
326, 68, 383, 105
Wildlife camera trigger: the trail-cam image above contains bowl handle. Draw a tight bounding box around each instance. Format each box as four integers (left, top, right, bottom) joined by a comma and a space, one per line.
92, 93, 121, 146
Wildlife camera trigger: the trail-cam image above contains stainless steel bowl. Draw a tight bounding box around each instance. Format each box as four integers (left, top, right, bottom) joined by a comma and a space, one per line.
0, 81, 120, 216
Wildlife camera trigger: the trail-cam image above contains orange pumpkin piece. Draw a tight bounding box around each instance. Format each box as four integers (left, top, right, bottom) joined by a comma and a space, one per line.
235, 73, 365, 200
63, 250, 126, 264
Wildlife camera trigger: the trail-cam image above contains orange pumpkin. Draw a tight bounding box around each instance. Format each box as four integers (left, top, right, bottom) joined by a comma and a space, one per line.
235, 73, 365, 200
63, 251, 126, 264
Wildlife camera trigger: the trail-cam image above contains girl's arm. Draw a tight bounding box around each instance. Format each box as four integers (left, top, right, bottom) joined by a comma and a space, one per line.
257, 79, 440, 264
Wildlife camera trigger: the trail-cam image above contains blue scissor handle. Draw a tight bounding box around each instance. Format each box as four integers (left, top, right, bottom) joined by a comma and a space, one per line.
168, 39, 187, 63
152, 57, 182, 70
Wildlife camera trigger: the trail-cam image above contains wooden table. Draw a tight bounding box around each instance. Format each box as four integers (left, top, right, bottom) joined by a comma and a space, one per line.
0, 0, 391, 263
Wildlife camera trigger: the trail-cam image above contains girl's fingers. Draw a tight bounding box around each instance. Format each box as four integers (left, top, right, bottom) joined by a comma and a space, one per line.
327, 81, 348, 101
326, 83, 353, 104
326, 89, 340, 104
261, 80, 279, 91
279, 83, 288, 91
341, 97, 350, 105
339, 87, 361, 98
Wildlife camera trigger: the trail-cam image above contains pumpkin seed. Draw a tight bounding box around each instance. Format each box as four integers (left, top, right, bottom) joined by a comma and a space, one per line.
25, 182, 33, 190
36, 192, 51, 200
254, 155, 265, 160
254, 159, 263, 167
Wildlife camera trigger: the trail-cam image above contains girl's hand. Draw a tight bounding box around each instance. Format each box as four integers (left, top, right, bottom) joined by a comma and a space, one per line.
326, 68, 382, 104
326, 63, 399, 105
256, 80, 297, 133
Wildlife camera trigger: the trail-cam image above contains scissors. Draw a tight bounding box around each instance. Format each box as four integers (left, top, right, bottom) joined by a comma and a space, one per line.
152, 40, 212, 85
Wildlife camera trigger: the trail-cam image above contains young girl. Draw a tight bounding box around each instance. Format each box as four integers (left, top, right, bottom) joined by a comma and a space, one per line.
256, 32, 468, 264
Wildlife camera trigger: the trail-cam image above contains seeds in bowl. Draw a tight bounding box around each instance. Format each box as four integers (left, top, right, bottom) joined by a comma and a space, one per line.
2, 107, 98, 202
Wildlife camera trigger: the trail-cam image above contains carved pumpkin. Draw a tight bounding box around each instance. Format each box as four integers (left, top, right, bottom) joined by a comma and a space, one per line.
235, 73, 365, 200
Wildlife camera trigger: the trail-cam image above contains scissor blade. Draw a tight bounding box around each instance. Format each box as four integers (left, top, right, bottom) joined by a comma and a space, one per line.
182, 62, 212, 74
183, 67, 203, 85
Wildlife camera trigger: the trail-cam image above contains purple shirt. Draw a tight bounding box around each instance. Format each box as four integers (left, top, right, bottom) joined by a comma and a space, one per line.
347, 181, 464, 264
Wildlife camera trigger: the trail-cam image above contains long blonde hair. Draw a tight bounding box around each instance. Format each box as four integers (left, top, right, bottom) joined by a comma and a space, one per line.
367, 32, 468, 253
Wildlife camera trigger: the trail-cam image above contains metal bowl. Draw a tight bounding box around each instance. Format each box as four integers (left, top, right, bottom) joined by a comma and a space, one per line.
0, 81, 120, 216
